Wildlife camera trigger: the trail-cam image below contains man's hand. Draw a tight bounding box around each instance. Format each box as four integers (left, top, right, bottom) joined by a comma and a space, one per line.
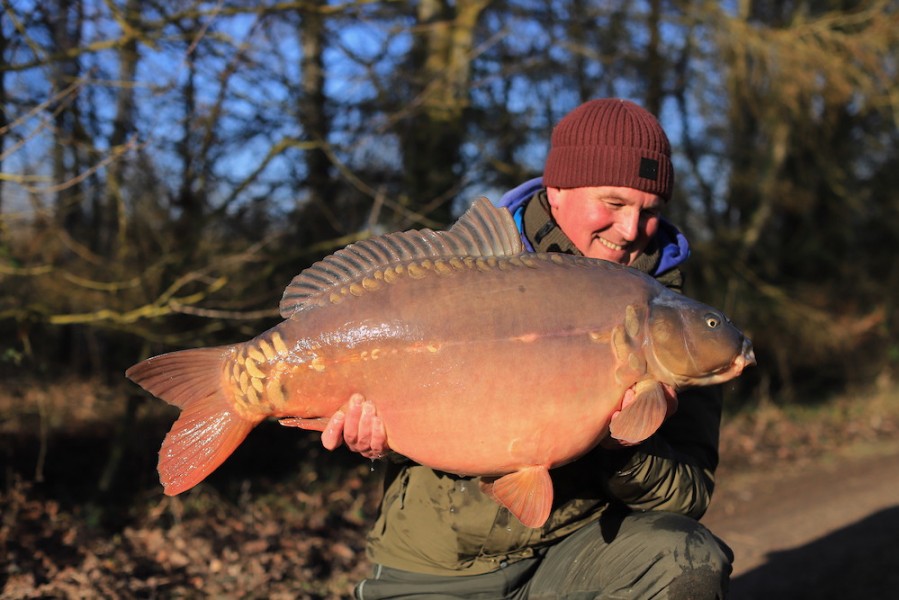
661, 383, 678, 419
321, 393, 390, 459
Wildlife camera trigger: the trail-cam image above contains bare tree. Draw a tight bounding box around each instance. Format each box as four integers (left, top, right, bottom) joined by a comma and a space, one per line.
398, 0, 491, 226
695, 0, 899, 396
0, 0, 896, 401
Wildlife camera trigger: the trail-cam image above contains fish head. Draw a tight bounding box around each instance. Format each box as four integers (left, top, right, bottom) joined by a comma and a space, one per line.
646, 293, 756, 388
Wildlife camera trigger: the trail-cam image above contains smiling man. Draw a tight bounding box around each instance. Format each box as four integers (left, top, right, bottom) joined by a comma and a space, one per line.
330, 99, 732, 600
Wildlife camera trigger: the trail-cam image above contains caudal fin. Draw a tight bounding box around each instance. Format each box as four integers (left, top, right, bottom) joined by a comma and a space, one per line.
126, 347, 259, 495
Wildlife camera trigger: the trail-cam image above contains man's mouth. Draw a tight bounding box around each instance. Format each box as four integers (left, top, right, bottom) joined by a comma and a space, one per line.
598, 237, 625, 252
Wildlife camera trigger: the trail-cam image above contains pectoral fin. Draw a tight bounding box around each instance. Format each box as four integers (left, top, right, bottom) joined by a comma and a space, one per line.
609, 380, 668, 445
479, 466, 553, 528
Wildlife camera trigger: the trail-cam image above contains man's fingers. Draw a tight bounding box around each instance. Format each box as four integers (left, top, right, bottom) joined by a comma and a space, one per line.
321, 393, 391, 458
351, 400, 373, 449
368, 414, 388, 456
321, 410, 346, 450
342, 394, 364, 445
662, 384, 679, 418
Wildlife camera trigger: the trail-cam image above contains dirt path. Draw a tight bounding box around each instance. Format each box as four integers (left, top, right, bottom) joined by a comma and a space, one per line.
702, 441, 899, 599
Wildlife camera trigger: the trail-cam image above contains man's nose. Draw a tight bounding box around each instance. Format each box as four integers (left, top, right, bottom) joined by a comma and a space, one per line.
616, 209, 640, 241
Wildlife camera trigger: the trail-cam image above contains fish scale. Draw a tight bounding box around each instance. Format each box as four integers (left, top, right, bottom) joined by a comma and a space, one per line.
127, 198, 755, 528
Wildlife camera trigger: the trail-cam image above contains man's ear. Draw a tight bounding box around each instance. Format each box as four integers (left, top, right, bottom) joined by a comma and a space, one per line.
545, 186, 563, 211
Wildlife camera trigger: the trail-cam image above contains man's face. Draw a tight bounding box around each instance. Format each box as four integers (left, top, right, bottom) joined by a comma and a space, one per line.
546, 185, 663, 265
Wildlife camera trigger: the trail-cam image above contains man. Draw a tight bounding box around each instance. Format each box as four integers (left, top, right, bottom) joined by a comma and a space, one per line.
324, 99, 732, 599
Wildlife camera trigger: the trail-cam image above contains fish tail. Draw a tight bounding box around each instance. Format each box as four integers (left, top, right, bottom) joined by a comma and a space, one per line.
126, 346, 260, 495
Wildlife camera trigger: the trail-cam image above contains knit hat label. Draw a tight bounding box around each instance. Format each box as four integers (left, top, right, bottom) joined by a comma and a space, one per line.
639, 157, 659, 181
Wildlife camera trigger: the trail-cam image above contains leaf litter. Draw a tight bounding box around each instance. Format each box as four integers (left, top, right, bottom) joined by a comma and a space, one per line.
2, 378, 898, 598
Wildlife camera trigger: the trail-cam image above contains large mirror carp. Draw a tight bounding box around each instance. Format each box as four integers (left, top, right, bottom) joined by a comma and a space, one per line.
127, 199, 755, 528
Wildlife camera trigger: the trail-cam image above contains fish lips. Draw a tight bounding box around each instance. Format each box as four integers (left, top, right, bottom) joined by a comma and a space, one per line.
737, 338, 757, 371
698, 337, 756, 386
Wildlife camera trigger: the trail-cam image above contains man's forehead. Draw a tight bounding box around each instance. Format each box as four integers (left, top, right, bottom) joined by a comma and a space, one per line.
588, 186, 663, 206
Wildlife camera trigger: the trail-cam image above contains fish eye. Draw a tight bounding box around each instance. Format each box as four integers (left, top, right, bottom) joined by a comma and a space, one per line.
704, 313, 721, 329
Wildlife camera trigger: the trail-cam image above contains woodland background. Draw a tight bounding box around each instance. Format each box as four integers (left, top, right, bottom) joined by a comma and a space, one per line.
1, 0, 898, 597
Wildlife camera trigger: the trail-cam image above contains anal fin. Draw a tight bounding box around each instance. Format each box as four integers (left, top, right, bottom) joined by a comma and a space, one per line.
479, 466, 553, 528
609, 380, 668, 445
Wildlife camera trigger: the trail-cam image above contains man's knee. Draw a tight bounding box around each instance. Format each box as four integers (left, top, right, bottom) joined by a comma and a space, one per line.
640, 512, 732, 600
528, 510, 732, 599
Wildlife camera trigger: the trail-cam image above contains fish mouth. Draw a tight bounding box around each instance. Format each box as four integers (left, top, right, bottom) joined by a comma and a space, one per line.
736, 338, 756, 371
726, 338, 756, 378
675, 338, 756, 388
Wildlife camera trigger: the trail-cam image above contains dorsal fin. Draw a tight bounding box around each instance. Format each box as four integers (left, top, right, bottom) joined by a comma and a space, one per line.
279, 198, 522, 318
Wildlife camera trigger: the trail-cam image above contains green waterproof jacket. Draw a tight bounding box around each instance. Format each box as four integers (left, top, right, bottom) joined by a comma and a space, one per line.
365, 194, 723, 576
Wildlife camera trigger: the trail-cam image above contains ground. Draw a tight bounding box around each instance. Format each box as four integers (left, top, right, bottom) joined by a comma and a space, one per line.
1, 379, 898, 598
704, 437, 899, 599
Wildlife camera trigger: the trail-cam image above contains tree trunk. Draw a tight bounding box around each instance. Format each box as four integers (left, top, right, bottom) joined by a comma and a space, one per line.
174, 36, 205, 254
104, 0, 141, 261
48, 0, 85, 238
400, 0, 490, 226
294, 0, 341, 243
0, 22, 6, 238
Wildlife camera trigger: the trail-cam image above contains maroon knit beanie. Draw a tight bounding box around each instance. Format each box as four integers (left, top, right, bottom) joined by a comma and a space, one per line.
543, 99, 674, 200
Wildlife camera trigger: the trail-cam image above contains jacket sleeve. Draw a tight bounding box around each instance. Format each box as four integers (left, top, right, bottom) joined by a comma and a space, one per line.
602, 384, 723, 519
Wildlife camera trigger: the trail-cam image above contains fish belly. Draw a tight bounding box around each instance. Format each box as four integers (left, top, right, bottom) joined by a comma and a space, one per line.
261, 257, 649, 477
